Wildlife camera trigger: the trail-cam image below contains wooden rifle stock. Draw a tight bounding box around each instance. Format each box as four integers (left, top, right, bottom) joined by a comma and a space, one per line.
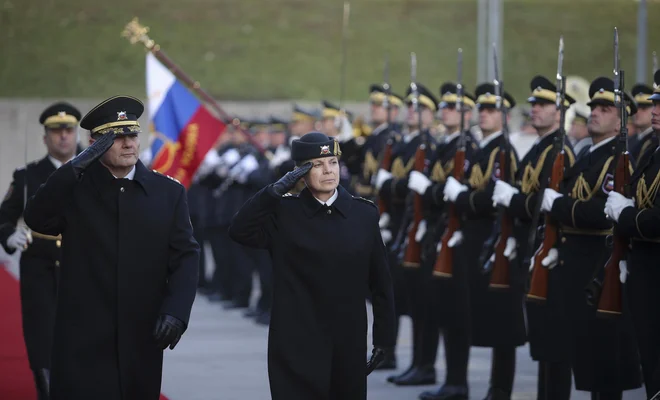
433, 148, 465, 278
489, 153, 513, 289
377, 140, 394, 215
596, 151, 629, 316
403, 144, 427, 267
527, 151, 564, 302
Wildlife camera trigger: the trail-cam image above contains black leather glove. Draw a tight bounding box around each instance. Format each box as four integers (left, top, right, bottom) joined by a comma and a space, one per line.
268, 162, 313, 196
366, 346, 388, 376
71, 133, 116, 179
153, 314, 186, 350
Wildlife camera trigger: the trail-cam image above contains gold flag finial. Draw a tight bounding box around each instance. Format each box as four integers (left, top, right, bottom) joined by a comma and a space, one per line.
121, 17, 155, 49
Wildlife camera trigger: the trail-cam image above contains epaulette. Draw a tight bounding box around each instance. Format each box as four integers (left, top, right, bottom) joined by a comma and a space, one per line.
282, 192, 299, 198
352, 196, 377, 209
152, 170, 182, 185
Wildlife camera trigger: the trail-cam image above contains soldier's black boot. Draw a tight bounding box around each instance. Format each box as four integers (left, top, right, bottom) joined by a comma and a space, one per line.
419, 326, 470, 399
394, 365, 436, 386
483, 347, 515, 400
33, 368, 50, 400
419, 384, 469, 400
375, 318, 398, 371
537, 361, 571, 400
590, 391, 622, 400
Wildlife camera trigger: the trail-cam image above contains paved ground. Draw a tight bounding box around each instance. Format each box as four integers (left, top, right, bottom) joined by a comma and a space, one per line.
161, 292, 647, 400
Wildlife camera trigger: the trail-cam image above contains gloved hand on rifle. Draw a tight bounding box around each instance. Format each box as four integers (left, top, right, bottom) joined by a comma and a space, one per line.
443, 177, 467, 202
530, 247, 559, 271
415, 220, 427, 243
492, 180, 519, 208
618, 260, 629, 283
268, 162, 313, 197
366, 347, 389, 376
437, 230, 463, 253
378, 213, 390, 229
488, 237, 517, 263
71, 132, 116, 180
408, 171, 432, 195
604, 191, 635, 222
541, 188, 563, 212
153, 314, 186, 350
380, 229, 392, 245
374, 169, 393, 191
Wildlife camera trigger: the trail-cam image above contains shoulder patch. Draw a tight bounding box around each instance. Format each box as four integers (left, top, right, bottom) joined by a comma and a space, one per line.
352, 196, 377, 209
152, 170, 182, 185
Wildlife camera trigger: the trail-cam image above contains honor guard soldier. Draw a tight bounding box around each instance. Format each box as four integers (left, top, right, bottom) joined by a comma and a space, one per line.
374, 83, 438, 379
345, 84, 404, 203
268, 116, 289, 152
229, 131, 396, 400
569, 110, 592, 155
319, 100, 356, 192
412, 83, 479, 399
492, 75, 576, 400
269, 116, 293, 179
0, 102, 81, 399
290, 104, 319, 138
539, 77, 642, 398
24, 95, 200, 400
605, 69, 660, 398
442, 83, 523, 400
629, 82, 657, 162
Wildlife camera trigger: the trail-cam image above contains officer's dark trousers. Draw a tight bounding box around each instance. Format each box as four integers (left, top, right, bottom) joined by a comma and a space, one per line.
230, 242, 254, 307
191, 216, 207, 288
402, 266, 426, 369
489, 347, 516, 395
537, 361, 571, 400
208, 225, 234, 300
245, 248, 272, 312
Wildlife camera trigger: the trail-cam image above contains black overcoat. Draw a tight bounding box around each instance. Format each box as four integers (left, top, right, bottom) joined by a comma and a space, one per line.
229, 185, 396, 400
23, 160, 199, 400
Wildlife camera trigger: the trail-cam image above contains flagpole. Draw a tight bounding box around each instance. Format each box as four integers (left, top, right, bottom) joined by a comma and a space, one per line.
122, 18, 269, 156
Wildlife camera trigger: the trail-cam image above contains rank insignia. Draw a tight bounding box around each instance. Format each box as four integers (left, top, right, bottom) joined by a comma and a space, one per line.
320, 145, 330, 155
117, 111, 128, 121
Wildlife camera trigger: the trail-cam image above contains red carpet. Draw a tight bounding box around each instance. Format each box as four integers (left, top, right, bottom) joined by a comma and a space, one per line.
0, 265, 169, 400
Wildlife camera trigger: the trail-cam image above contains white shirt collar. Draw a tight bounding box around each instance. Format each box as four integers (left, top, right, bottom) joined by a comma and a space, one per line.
404, 129, 420, 143
444, 130, 461, 143
589, 135, 616, 153
113, 166, 136, 180
480, 131, 502, 148
48, 155, 73, 170
372, 123, 388, 136
314, 189, 338, 206
638, 126, 654, 140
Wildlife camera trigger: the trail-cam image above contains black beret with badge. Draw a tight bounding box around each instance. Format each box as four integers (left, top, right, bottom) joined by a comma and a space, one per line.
80, 95, 144, 136
438, 82, 476, 109
404, 83, 439, 111
527, 75, 576, 107
632, 82, 654, 106
474, 82, 516, 110
39, 102, 82, 129
586, 76, 638, 116
369, 84, 404, 108
291, 131, 342, 162
650, 70, 660, 101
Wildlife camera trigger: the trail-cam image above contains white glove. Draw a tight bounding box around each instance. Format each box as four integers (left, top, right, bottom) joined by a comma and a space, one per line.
492, 180, 519, 208
7, 226, 32, 252
619, 260, 628, 284
378, 213, 390, 229
447, 230, 463, 248
487, 236, 517, 264
541, 188, 563, 212
542, 248, 559, 269
375, 169, 393, 190
415, 220, 427, 243
604, 191, 635, 223
197, 150, 223, 178
269, 145, 291, 169
230, 154, 260, 183
408, 171, 432, 195
381, 229, 392, 244
443, 176, 468, 202
337, 115, 353, 142
221, 148, 241, 166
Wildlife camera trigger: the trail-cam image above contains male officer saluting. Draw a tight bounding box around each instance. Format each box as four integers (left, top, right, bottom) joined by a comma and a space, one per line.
24, 95, 199, 400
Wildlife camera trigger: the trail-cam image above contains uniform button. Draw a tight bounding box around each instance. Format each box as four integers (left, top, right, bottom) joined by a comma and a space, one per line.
327, 209, 332, 214
55, 261, 60, 267
56, 240, 61, 248
560, 260, 564, 266
120, 187, 125, 192
561, 237, 566, 243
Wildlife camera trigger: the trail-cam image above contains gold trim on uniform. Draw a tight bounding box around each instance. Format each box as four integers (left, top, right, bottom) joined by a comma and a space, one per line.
370, 92, 404, 108
468, 147, 516, 191
405, 94, 437, 111
32, 231, 62, 241
91, 120, 140, 134
440, 93, 476, 109
363, 151, 379, 179
43, 113, 78, 127
390, 156, 415, 179
322, 109, 342, 119
571, 156, 614, 201
636, 171, 660, 209
591, 91, 631, 114
292, 112, 316, 122
634, 93, 652, 105
476, 93, 511, 108
561, 226, 613, 236
530, 88, 571, 107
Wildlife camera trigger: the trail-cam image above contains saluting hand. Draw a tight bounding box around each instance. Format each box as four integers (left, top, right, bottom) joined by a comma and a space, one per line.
71, 132, 116, 179
153, 314, 186, 350
269, 162, 313, 197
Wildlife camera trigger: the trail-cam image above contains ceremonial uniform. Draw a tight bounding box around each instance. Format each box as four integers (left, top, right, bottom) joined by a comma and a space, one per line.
228, 132, 395, 400
24, 96, 199, 400
0, 102, 80, 399
545, 78, 642, 395
612, 71, 660, 398
630, 83, 657, 163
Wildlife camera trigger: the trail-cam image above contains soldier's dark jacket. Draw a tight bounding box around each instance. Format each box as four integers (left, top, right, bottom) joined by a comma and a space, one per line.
453, 132, 526, 348
506, 129, 574, 362
228, 185, 395, 400
23, 160, 199, 400
614, 144, 660, 397
0, 156, 61, 369
548, 136, 641, 392
630, 127, 658, 165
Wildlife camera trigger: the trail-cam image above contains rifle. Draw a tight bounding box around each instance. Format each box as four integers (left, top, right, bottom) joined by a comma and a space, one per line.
336, 2, 351, 129
433, 48, 465, 278
527, 37, 567, 302
588, 27, 630, 316
653, 51, 658, 83
378, 56, 395, 215
403, 52, 427, 268
480, 43, 514, 290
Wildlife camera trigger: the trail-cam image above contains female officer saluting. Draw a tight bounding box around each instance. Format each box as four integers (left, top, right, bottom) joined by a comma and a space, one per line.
229, 131, 396, 400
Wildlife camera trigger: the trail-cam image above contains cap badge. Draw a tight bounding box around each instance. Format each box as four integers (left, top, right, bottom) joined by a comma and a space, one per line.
320, 145, 330, 155
599, 88, 605, 93
117, 111, 128, 121
58, 111, 66, 118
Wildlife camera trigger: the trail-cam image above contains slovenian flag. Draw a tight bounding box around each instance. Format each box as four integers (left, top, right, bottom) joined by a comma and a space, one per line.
145, 52, 226, 188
